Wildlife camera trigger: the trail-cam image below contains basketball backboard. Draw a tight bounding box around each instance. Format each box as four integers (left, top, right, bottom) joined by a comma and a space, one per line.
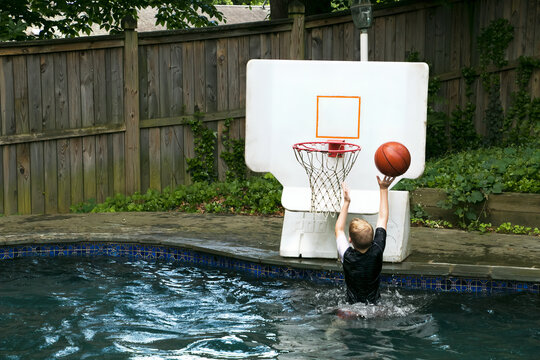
245, 59, 429, 214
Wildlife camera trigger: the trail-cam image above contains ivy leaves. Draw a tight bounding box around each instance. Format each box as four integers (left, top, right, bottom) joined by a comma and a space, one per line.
396, 145, 539, 227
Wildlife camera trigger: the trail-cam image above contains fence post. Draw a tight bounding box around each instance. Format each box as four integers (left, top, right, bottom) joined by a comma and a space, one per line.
289, 0, 305, 60
122, 16, 141, 195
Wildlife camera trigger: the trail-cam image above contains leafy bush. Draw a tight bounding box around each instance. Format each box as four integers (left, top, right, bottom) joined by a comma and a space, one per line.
396, 144, 539, 226
71, 173, 284, 216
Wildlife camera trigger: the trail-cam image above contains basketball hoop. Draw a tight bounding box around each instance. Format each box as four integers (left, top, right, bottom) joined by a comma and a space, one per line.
293, 140, 361, 217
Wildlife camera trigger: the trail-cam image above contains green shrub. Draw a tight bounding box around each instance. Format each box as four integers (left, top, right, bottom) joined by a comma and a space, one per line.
396, 144, 539, 226
71, 173, 284, 216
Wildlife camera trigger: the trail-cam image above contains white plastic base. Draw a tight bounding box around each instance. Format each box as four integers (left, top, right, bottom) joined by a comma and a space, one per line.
279, 191, 411, 263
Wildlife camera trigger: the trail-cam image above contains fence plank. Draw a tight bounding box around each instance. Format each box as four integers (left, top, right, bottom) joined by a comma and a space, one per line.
140, 128, 150, 192
57, 138, 71, 211
2, 146, 17, 215
238, 37, 249, 108
248, 35, 260, 60
205, 39, 218, 113
124, 27, 140, 195
13, 56, 31, 214
343, 23, 354, 61
27, 55, 45, 213
54, 53, 71, 212
385, 16, 396, 60
39, 54, 58, 213
1, 57, 15, 138
216, 38, 228, 181
170, 43, 184, 188
147, 45, 161, 191
322, 27, 332, 60
159, 44, 174, 190
80, 50, 96, 202
311, 28, 323, 60
171, 124, 184, 187
228, 38, 240, 111
160, 126, 173, 189
373, 17, 385, 61
138, 45, 150, 193
395, 13, 406, 61
96, 134, 108, 202
149, 127, 161, 191
171, 44, 183, 116
183, 42, 195, 183
332, 24, 344, 61
271, 33, 280, 59
108, 48, 125, 195
280, 31, 291, 60
260, 33, 271, 59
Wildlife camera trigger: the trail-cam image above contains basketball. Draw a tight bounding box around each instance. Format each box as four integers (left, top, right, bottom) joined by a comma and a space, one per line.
374, 142, 411, 177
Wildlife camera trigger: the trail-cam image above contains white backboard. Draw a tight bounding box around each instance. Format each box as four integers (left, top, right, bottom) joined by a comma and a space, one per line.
245, 60, 429, 214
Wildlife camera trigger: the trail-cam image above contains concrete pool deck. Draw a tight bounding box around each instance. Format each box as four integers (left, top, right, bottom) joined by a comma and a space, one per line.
0, 212, 539, 282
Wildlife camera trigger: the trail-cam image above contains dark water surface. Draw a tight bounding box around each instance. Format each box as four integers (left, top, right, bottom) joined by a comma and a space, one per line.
0, 257, 538, 359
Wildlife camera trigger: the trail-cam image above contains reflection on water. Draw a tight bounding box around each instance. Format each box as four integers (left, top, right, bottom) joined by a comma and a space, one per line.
0, 257, 539, 359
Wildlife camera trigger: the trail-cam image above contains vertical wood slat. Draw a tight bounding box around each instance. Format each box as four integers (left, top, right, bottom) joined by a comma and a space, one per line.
147, 45, 161, 191
343, 23, 354, 61
171, 44, 184, 188
94, 49, 108, 203
54, 53, 71, 212
311, 28, 323, 60
322, 27, 332, 60
249, 35, 261, 60
183, 42, 196, 184
41, 53, 58, 213
205, 39, 218, 179
80, 51, 96, 202
373, 17, 386, 61
13, 56, 31, 214
109, 48, 125, 195
385, 16, 396, 61
394, 13, 406, 61
138, 45, 150, 193
159, 44, 174, 190
260, 33, 271, 59
27, 55, 45, 213
216, 38, 228, 181
67, 52, 83, 207
124, 26, 141, 195
332, 24, 344, 61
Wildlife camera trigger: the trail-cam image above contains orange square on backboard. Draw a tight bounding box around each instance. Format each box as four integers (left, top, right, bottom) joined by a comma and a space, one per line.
316, 95, 361, 139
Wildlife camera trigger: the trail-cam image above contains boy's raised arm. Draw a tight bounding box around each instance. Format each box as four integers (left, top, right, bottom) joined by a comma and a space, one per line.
335, 183, 351, 237
376, 175, 395, 230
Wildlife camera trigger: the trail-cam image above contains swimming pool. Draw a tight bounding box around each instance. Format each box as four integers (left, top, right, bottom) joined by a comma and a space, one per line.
1, 256, 539, 359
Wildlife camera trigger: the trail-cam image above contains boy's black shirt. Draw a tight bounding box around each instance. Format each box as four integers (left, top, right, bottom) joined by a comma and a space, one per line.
342, 227, 386, 304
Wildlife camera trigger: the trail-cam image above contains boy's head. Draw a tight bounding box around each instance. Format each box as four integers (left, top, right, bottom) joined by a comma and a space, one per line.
349, 218, 374, 251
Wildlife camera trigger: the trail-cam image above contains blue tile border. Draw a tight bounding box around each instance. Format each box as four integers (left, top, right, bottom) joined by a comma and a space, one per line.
0, 242, 538, 294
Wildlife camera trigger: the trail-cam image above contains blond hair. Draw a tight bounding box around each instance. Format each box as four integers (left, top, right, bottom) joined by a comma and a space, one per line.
349, 218, 374, 251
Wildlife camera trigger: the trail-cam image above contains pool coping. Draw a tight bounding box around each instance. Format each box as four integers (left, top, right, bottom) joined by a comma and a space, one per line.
2, 229, 539, 284
1, 212, 539, 288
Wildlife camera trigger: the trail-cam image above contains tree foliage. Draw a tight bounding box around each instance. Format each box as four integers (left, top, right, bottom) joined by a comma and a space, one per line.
0, 0, 223, 41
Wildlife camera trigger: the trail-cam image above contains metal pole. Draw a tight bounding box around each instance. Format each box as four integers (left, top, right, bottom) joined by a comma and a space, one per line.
360, 29, 368, 61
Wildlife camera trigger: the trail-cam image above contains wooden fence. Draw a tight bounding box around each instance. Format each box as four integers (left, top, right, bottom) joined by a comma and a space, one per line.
0, 0, 538, 215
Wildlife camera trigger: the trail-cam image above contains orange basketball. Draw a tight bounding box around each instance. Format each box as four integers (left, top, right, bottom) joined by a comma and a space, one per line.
374, 142, 411, 177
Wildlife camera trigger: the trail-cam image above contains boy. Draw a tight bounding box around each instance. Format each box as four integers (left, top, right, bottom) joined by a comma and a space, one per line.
335, 175, 395, 305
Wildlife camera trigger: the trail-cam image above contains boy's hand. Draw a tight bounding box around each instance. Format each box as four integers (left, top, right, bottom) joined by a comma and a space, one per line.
342, 182, 351, 203
376, 175, 395, 190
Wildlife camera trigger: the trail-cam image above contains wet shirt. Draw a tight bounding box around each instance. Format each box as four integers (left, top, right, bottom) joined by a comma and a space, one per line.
336, 228, 386, 304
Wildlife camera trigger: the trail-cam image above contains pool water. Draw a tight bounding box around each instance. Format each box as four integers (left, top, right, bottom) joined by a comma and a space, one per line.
0, 257, 539, 359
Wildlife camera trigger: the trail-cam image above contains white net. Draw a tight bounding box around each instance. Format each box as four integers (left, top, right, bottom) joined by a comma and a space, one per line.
293, 142, 360, 217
